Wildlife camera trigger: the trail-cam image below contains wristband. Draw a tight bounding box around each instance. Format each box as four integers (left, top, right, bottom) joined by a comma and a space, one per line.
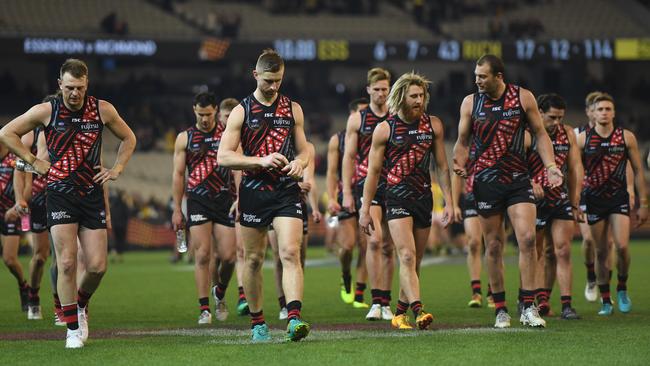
545, 163, 557, 169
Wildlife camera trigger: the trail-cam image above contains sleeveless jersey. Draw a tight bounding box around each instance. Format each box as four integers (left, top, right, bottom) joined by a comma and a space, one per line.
528, 124, 571, 206
470, 84, 528, 184
45, 96, 103, 195
0, 153, 16, 213
240, 94, 297, 191
583, 126, 628, 199
30, 127, 48, 206
355, 106, 388, 188
185, 124, 232, 199
384, 114, 434, 200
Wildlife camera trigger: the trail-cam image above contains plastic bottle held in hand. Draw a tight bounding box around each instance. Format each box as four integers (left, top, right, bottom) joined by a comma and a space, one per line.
21, 213, 31, 232
176, 230, 188, 253
327, 215, 339, 228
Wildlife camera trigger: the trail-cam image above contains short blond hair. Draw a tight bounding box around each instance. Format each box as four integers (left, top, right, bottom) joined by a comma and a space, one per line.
592, 92, 614, 106
256, 48, 284, 73
387, 72, 430, 115
367, 67, 391, 86
585, 91, 603, 108
219, 98, 239, 112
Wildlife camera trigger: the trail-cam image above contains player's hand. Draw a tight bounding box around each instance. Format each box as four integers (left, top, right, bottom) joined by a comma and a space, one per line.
441, 204, 453, 228
14, 200, 29, 217
4, 207, 19, 222
452, 161, 468, 178
93, 165, 121, 185
629, 193, 636, 211
229, 199, 240, 222
171, 209, 185, 231
635, 206, 648, 228
260, 153, 289, 170
342, 192, 356, 213
328, 200, 341, 215
106, 214, 113, 230
358, 208, 374, 236
33, 159, 50, 176
572, 206, 585, 223
282, 160, 304, 180
546, 166, 563, 188
312, 210, 323, 224
298, 181, 312, 193
532, 182, 545, 200
453, 205, 463, 224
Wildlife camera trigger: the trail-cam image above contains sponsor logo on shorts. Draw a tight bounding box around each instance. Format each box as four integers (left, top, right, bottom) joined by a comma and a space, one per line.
390, 207, 409, 216
536, 219, 545, 226
477, 201, 492, 210
241, 213, 262, 223
190, 214, 207, 222
587, 214, 599, 222
51, 211, 71, 220
33, 223, 45, 230
465, 209, 477, 216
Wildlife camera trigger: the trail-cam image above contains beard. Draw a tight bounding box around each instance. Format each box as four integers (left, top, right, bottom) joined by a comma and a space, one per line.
404, 104, 423, 121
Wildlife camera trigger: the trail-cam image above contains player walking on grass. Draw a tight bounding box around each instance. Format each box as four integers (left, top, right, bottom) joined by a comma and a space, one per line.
576, 93, 648, 316
528, 94, 582, 320
453, 55, 562, 329
342, 68, 395, 321
218, 49, 312, 342
0, 58, 136, 348
172, 92, 237, 325
359, 72, 453, 330
327, 98, 370, 308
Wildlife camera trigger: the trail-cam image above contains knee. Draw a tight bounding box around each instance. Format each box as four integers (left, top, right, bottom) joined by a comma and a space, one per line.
367, 237, 382, 252
194, 247, 211, 267
245, 251, 265, 271
59, 257, 77, 276
467, 238, 481, 256
2, 255, 16, 268
553, 243, 569, 261
279, 246, 301, 266
583, 237, 595, 248
398, 248, 416, 268
86, 261, 107, 278
518, 231, 536, 250
485, 239, 503, 259
381, 241, 394, 258
32, 251, 49, 267
596, 245, 609, 261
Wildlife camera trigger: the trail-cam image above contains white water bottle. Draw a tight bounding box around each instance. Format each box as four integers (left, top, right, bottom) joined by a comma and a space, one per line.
176, 230, 188, 253
14, 159, 39, 174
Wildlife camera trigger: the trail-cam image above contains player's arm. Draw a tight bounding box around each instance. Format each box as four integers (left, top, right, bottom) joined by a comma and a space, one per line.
359, 122, 388, 234
103, 180, 112, 230
451, 173, 464, 223
0, 102, 51, 174
283, 102, 311, 179
452, 94, 474, 178
217, 105, 287, 170
624, 130, 648, 226
626, 162, 635, 209
565, 125, 585, 222
325, 134, 341, 214
521, 89, 562, 187
430, 116, 453, 227
341, 112, 361, 211
12, 132, 34, 216
171, 132, 188, 231
303, 142, 322, 223
97, 100, 137, 184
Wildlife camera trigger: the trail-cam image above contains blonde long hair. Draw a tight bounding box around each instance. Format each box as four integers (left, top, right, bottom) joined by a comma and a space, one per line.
386, 72, 431, 115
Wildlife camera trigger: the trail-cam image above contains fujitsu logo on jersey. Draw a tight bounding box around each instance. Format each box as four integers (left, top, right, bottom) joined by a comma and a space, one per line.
502, 109, 521, 118
272, 118, 292, 127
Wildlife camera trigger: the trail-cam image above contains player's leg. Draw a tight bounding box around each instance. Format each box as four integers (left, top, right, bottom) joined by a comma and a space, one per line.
211, 223, 236, 321
189, 222, 214, 324
550, 219, 579, 319
380, 220, 395, 320
268, 228, 287, 319
27, 231, 50, 319
240, 225, 269, 338
480, 212, 511, 328
2, 233, 28, 311
365, 204, 386, 320
354, 226, 368, 307
579, 220, 598, 301
337, 216, 356, 304
234, 223, 249, 315
609, 213, 631, 313
589, 218, 612, 315
465, 217, 483, 307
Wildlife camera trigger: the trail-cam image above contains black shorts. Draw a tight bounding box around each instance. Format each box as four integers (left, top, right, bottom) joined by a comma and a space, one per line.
46, 189, 107, 230
355, 184, 385, 212
29, 197, 48, 233
461, 193, 478, 219
239, 185, 303, 228
385, 195, 433, 229
0, 217, 19, 236
473, 180, 535, 216
269, 200, 308, 234
584, 192, 629, 225
536, 201, 574, 230
337, 192, 357, 221
187, 193, 235, 228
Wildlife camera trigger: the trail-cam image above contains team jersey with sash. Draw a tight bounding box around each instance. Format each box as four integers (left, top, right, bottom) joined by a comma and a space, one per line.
470, 84, 528, 184
583, 126, 628, 200
45, 95, 103, 195
30, 127, 48, 206
355, 106, 388, 190
0, 153, 16, 214
185, 124, 232, 199
528, 124, 571, 207
384, 113, 434, 201
240, 93, 298, 192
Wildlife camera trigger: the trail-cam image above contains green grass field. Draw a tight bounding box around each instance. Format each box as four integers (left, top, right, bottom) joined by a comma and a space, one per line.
1, 242, 650, 365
